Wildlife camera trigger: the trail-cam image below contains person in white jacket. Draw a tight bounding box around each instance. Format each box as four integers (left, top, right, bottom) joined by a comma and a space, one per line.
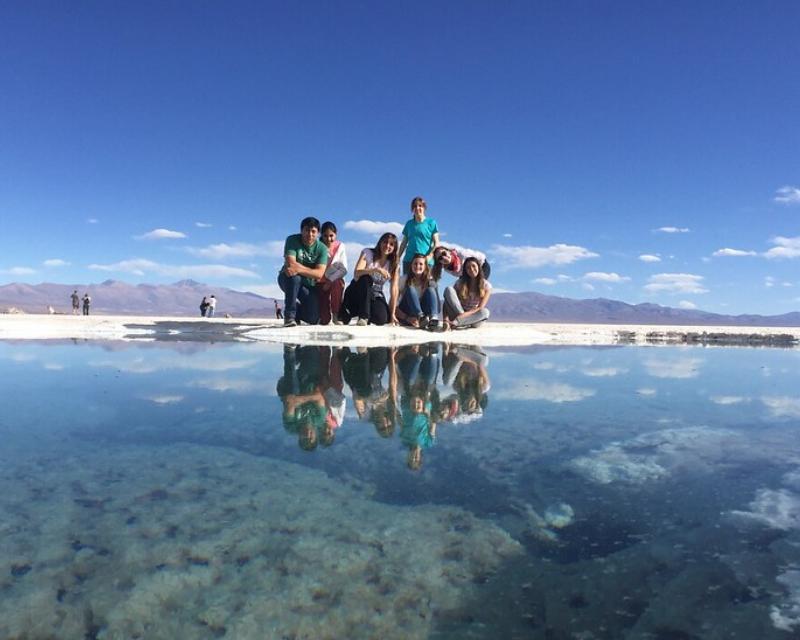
317, 221, 348, 325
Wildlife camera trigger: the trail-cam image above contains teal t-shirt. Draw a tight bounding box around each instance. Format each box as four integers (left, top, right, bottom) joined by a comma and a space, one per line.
283, 234, 329, 288
402, 217, 438, 265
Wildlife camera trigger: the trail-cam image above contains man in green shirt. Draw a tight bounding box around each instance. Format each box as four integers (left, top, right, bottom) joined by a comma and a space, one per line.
278, 217, 328, 326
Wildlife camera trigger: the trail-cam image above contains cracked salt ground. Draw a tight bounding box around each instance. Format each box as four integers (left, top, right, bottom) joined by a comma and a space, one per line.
3, 340, 800, 638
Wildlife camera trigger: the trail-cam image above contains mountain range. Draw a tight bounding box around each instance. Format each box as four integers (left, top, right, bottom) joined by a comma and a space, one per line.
2, 280, 800, 327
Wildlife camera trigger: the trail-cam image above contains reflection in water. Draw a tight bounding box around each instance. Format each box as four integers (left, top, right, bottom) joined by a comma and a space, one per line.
5, 341, 800, 638
276, 343, 492, 470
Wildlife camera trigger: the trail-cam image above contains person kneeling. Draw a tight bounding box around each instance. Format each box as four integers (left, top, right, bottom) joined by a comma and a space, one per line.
278, 217, 328, 327
443, 257, 491, 329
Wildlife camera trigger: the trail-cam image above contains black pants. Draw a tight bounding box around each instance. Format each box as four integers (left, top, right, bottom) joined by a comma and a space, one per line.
341, 276, 389, 325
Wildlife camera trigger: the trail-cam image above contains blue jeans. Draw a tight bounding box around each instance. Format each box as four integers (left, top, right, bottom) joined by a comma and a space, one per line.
278, 272, 320, 324
399, 285, 439, 320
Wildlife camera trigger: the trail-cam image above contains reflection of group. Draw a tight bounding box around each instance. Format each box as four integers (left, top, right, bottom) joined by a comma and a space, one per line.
277, 196, 492, 330
276, 344, 490, 469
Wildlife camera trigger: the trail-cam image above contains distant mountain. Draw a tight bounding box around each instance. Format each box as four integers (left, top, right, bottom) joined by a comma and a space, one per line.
2, 281, 800, 326
488, 291, 800, 327
0, 280, 275, 317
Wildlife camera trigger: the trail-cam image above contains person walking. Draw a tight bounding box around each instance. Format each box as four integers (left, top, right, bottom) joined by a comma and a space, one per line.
82, 293, 91, 316
71, 290, 80, 315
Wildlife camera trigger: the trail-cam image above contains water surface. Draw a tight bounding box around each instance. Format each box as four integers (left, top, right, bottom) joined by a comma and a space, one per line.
2, 340, 800, 639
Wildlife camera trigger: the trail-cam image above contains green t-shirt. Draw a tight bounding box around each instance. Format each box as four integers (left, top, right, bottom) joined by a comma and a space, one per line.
283, 234, 329, 288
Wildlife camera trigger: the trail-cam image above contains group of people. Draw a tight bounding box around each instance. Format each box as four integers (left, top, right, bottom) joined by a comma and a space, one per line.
277, 197, 492, 330
70, 290, 91, 315
199, 295, 217, 318
276, 343, 490, 470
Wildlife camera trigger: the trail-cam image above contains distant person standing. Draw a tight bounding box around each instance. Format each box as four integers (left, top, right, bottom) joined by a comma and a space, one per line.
82, 293, 91, 316
71, 290, 80, 315
200, 296, 208, 317
275, 300, 283, 319
206, 295, 216, 318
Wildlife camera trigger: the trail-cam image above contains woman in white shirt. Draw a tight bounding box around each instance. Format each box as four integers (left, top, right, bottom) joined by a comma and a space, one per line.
317, 222, 348, 325
338, 232, 399, 326
443, 257, 491, 329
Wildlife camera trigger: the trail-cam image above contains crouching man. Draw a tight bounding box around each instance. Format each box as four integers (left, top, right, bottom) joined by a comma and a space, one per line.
278, 217, 328, 327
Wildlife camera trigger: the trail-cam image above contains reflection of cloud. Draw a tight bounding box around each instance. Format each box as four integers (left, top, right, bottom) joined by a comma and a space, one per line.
772, 569, 800, 632
763, 396, 800, 418
710, 395, 750, 405
90, 356, 258, 374
581, 367, 628, 377
644, 357, 703, 379
636, 388, 657, 396
43, 363, 65, 371
146, 395, 184, 405
188, 378, 272, 393
494, 379, 595, 403
731, 489, 800, 531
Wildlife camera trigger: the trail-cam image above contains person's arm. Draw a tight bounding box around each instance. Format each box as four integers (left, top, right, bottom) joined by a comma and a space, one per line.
457, 287, 491, 321
397, 236, 408, 264
388, 272, 400, 324
353, 250, 372, 279
427, 231, 440, 262
285, 255, 326, 280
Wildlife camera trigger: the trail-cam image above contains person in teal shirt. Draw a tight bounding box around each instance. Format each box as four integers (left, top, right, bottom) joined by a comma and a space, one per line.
398, 196, 440, 276
278, 217, 329, 326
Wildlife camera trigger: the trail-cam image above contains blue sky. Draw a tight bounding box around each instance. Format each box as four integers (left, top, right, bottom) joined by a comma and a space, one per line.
2, 1, 799, 315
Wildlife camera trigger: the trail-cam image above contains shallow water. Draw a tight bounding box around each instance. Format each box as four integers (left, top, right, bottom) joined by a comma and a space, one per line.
2, 340, 800, 639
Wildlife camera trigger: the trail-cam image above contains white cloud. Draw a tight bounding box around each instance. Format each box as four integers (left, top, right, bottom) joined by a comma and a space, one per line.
195, 222, 213, 228
583, 272, 630, 283
765, 236, 800, 260
490, 243, 598, 269
87, 218, 99, 224
494, 379, 595, 403
639, 254, 661, 263
343, 219, 404, 237
43, 259, 70, 267
637, 388, 657, 396
775, 186, 800, 205
582, 282, 595, 291
229, 225, 238, 231
88, 259, 259, 279
677, 300, 697, 309
582, 367, 628, 377
186, 241, 284, 260
655, 226, 690, 233
712, 248, 757, 257
503, 233, 513, 238
710, 395, 750, 405
644, 273, 708, 294
534, 277, 557, 286
644, 357, 703, 379
2, 266, 36, 275
145, 395, 184, 405
137, 228, 187, 240
763, 396, 800, 418
766, 276, 776, 288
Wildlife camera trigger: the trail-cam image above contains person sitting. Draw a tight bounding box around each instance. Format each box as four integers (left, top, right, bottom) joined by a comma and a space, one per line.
432, 245, 491, 281
396, 253, 441, 330
277, 217, 328, 327
443, 257, 491, 329
317, 221, 348, 325
339, 232, 399, 326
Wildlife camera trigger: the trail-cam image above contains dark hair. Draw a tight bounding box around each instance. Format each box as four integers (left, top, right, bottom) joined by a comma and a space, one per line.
410, 196, 426, 211
373, 232, 399, 275
455, 257, 486, 301
300, 217, 321, 231
321, 221, 337, 235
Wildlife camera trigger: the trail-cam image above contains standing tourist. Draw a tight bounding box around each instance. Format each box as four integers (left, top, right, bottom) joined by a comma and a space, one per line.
398, 196, 439, 275
71, 290, 80, 315
200, 296, 208, 317
317, 221, 348, 325
277, 217, 328, 327
274, 300, 283, 319
82, 293, 91, 316
206, 295, 216, 318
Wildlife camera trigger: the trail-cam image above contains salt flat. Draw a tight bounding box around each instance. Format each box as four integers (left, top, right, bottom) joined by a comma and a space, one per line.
1, 314, 799, 348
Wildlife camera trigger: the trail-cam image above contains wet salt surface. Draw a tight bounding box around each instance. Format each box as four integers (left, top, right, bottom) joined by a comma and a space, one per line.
2, 340, 800, 638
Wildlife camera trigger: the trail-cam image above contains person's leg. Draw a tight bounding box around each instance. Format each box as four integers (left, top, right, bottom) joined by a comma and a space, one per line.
443, 286, 465, 320
421, 286, 439, 320
297, 285, 320, 325
318, 287, 332, 325
278, 271, 301, 322
207, 307, 214, 318
457, 307, 490, 327
351, 276, 372, 321
330, 278, 344, 319
370, 297, 389, 326
399, 286, 423, 319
